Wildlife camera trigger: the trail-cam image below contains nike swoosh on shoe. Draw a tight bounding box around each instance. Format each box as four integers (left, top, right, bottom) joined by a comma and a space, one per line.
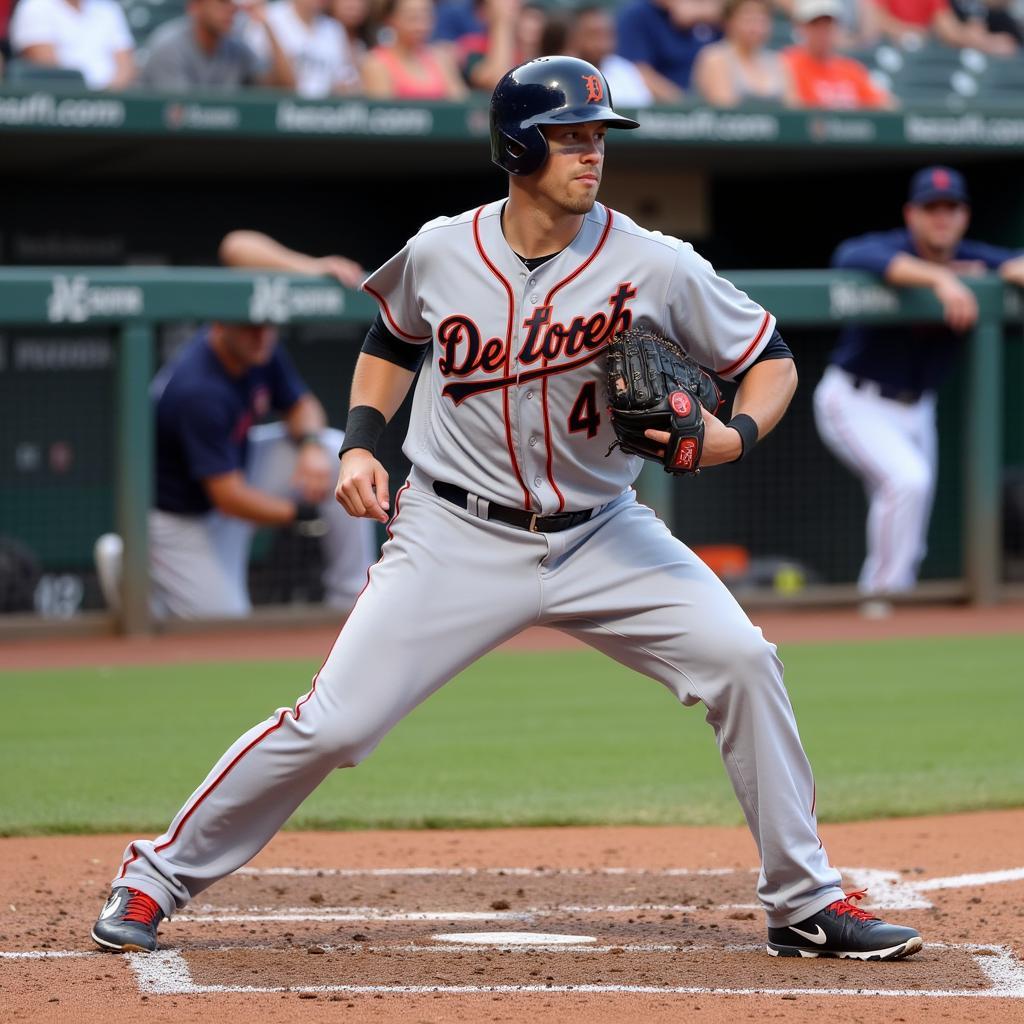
789, 924, 828, 944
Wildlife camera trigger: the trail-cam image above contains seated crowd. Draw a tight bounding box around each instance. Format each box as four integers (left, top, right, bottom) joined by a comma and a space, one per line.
0, 0, 1021, 106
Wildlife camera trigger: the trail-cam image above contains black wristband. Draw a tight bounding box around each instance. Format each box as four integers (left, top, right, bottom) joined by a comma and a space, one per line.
727, 413, 759, 462
338, 405, 387, 459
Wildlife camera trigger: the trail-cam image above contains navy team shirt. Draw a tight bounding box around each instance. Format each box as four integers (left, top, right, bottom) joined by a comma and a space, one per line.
616, 0, 721, 91
829, 228, 1019, 396
153, 328, 308, 515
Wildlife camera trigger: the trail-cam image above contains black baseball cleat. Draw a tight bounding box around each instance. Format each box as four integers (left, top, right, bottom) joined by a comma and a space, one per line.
91, 887, 164, 952
767, 889, 922, 961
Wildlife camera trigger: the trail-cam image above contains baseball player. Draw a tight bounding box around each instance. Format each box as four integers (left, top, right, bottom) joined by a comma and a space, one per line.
814, 167, 1024, 609
92, 56, 921, 962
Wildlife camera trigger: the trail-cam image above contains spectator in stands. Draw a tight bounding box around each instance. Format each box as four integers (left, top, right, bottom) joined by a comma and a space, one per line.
561, 4, 654, 107
244, 0, 361, 96
9, 0, 135, 89
692, 0, 796, 106
951, 0, 1021, 46
813, 167, 1024, 613
139, 0, 296, 90
773, 0, 883, 47
617, 0, 724, 102
1, 0, 13, 74
783, 0, 894, 107
458, 0, 546, 92
871, 0, 1016, 52
433, 0, 482, 44
94, 231, 376, 620
330, 0, 375, 69
361, 0, 467, 98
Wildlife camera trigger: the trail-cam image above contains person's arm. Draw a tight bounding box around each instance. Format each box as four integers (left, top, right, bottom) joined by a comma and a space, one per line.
219, 229, 366, 288
205, 471, 301, 524
467, 0, 521, 91
18, 42, 59, 65
108, 49, 135, 89
360, 51, 395, 98
779, 57, 801, 108
932, 6, 980, 44
634, 60, 686, 102
691, 46, 736, 106
246, 3, 296, 88
336, 354, 419, 522
284, 393, 334, 503
885, 252, 978, 332
435, 44, 469, 99
999, 255, 1024, 288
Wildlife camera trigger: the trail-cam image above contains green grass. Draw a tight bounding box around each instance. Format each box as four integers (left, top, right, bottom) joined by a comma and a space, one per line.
1, 634, 1022, 835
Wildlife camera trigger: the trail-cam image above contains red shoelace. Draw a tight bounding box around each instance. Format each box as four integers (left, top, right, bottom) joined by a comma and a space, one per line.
123, 889, 162, 924
826, 888, 877, 921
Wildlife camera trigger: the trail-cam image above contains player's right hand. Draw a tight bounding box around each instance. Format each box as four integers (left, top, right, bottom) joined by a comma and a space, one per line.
934, 273, 978, 333
336, 450, 390, 523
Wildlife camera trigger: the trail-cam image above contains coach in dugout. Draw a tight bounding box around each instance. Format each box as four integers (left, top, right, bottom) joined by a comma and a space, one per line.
95, 232, 375, 620
813, 166, 1024, 613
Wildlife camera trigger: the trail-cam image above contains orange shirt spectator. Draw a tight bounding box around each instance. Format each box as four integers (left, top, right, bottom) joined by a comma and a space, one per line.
785, 45, 888, 106
784, 0, 894, 108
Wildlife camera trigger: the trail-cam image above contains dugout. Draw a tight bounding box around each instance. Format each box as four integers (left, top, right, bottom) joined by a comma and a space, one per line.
1, 91, 1023, 628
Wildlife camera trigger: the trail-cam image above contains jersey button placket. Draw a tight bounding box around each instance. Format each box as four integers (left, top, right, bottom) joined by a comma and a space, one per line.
519, 275, 547, 512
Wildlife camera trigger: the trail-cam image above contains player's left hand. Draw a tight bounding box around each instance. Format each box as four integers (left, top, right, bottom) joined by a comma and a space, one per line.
292, 442, 333, 503
645, 408, 742, 468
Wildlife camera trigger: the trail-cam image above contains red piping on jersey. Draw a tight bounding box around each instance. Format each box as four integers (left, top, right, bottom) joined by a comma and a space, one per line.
472, 204, 531, 510
716, 310, 772, 379
538, 207, 614, 512
116, 484, 412, 884
363, 285, 431, 341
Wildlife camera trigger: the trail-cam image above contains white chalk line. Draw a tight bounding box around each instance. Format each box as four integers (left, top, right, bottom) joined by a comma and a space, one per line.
237, 866, 736, 878
174, 903, 739, 923
125, 943, 1024, 999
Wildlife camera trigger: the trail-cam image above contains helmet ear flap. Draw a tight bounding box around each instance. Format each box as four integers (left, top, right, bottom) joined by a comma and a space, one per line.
496, 125, 548, 176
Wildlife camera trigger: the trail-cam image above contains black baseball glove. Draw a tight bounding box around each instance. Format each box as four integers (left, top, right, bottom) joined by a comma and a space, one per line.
605, 326, 723, 474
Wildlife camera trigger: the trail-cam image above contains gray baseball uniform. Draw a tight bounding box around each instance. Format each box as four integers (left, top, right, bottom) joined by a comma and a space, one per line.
111, 201, 845, 929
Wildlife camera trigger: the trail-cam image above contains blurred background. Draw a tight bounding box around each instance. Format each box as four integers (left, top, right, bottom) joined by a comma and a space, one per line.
1, 0, 1023, 629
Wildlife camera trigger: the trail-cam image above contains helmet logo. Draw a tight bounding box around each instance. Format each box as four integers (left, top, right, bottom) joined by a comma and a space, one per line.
583, 74, 604, 103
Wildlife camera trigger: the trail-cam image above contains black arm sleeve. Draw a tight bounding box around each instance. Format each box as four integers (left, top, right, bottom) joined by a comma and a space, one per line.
734, 328, 793, 382
362, 312, 430, 372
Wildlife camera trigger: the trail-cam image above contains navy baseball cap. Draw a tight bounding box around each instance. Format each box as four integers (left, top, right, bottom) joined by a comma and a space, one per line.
908, 166, 970, 205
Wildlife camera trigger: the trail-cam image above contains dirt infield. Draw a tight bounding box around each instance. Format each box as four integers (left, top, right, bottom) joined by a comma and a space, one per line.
3, 605, 1023, 1021
4, 812, 1024, 1023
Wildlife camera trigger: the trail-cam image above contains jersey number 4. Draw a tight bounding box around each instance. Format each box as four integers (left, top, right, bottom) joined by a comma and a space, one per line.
568, 381, 601, 439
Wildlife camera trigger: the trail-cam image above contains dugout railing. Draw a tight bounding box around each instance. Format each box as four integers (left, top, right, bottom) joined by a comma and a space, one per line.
0, 267, 1017, 634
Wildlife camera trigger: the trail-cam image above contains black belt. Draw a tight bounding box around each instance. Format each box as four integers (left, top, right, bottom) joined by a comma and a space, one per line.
849, 375, 923, 405
432, 481, 595, 533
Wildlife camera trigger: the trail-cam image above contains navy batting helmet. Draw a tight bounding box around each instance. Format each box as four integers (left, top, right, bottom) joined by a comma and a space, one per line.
490, 56, 640, 177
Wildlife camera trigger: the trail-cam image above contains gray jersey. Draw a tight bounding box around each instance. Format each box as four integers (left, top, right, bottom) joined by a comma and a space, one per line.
363, 200, 775, 512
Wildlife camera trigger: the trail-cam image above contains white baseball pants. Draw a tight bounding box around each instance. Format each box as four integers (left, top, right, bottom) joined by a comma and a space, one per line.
813, 365, 938, 595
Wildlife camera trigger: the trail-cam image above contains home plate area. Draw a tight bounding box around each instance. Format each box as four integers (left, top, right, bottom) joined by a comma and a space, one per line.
123, 865, 1024, 998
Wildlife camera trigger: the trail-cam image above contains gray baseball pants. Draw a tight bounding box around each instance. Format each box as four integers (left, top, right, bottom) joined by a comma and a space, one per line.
116, 470, 844, 927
